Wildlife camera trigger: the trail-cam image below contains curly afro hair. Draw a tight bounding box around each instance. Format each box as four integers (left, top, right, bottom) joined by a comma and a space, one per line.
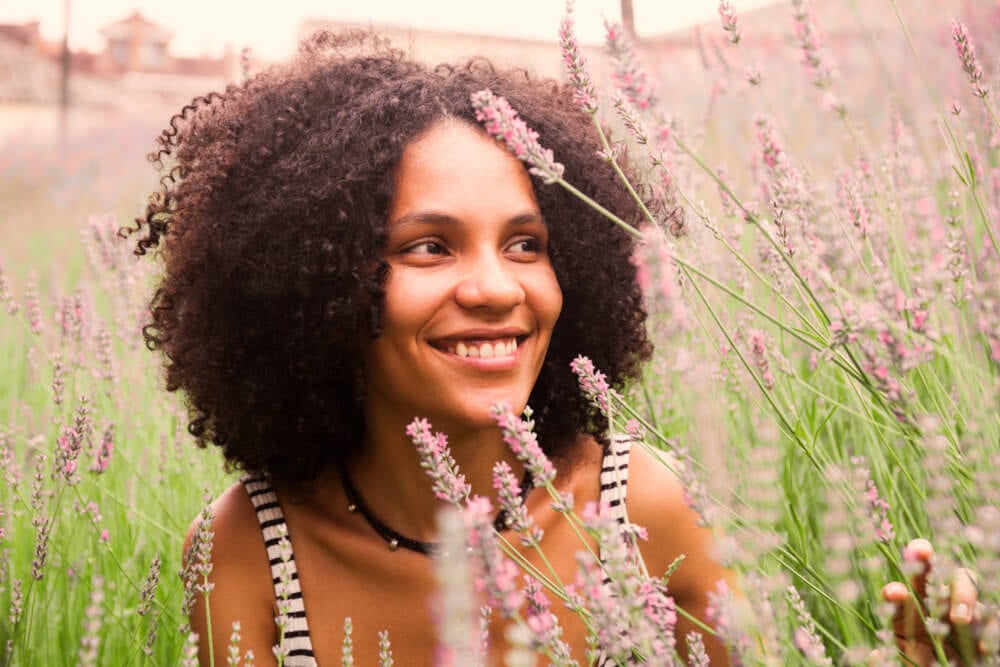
126, 31, 653, 486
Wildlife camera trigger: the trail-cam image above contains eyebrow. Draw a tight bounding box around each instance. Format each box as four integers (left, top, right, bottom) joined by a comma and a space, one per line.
388, 210, 545, 230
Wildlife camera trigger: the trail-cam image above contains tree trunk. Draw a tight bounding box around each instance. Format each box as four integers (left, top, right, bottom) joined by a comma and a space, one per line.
620, 0, 637, 41
58, 0, 71, 146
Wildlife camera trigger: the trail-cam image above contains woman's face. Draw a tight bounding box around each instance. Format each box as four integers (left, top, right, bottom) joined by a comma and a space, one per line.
363, 119, 562, 434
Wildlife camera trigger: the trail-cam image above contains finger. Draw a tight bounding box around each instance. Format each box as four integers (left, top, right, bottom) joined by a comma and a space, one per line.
881, 581, 908, 604
883, 580, 926, 646
948, 568, 978, 626
902, 538, 933, 599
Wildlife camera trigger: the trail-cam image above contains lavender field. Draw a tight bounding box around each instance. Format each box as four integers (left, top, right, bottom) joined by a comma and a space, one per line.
2, 0, 999, 664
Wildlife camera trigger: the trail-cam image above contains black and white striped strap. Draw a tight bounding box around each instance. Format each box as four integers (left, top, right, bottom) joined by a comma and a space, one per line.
241, 475, 317, 666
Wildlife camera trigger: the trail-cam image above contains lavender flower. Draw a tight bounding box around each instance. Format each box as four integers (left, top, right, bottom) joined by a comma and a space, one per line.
559, 0, 598, 114
272, 524, 296, 661
951, 20, 989, 98
718, 0, 742, 44
378, 630, 394, 667
138, 554, 161, 616
604, 20, 656, 110
787, 586, 832, 666
851, 457, 894, 543
31, 515, 51, 581
465, 496, 524, 617
342, 617, 354, 667
706, 581, 752, 665
432, 506, 481, 667
51, 353, 65, 407
492, 461, 542, 545
182, 632, 199, 667
686, 631, 710, 667
0, 256, 17, 315
407, 417, 471, 505
570, 355, 612, 415
78, 577, 104, 667
521, 576, 574, 662
24, 272, 41, 335
790, 1, 837, 88
747, 329, 776, 390
8, 578, 22, 626
572, 502, 678, 664
489, 403, 556, 486
227, 621, 242, 667
180, 491, 215, 631
90, 424, 114, 474
470, 89, 565, 184
143, 612, 159, 657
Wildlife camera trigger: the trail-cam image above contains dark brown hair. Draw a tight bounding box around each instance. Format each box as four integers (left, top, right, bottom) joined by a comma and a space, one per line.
125, 31, 653, 485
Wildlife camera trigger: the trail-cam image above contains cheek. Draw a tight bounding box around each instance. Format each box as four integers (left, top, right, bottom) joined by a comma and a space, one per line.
541, 269, 563, 330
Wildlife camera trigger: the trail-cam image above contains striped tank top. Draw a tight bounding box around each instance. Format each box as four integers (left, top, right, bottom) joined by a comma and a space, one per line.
241, 435, 633, 666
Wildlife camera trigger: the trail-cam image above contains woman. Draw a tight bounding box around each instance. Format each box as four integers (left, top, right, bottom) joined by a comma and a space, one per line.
131, 31, 728, 665
131, 31, 976, 666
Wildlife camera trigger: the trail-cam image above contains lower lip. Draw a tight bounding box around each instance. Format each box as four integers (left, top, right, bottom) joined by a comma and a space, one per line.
434, 340, 524, 372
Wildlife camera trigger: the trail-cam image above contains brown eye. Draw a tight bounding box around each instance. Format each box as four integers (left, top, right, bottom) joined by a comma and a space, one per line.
508, 238, 542, 254
405, 241, 447, 256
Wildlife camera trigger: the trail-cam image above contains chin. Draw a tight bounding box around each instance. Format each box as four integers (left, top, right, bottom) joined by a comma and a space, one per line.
438, 394, 530, 433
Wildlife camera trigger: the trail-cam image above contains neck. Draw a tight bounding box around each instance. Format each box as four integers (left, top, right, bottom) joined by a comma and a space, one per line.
348, 410, 524, 543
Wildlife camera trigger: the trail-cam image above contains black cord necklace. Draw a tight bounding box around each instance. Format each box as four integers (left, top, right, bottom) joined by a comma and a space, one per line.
341, 466, 533, 555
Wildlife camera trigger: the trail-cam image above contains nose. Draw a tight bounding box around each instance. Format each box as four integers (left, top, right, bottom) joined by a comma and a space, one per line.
454, 252, 525, 311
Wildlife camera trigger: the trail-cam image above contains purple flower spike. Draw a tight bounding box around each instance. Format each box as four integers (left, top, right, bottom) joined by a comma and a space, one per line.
492, 461, 542, 544
470, 89, 565, 184
489, 403, 556, 487
951, 20, 989, 99
718, 0, 742, 44
570, 355, 613, 415
464, 496, 525, 617
559, 0, 598, 114
407, 417, 471, 505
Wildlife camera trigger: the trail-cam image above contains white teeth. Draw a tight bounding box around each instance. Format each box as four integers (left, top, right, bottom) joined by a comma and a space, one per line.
446, 338, 519, 358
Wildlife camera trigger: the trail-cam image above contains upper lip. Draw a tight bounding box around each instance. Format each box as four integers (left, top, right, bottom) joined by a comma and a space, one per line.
430, 328, 530, 343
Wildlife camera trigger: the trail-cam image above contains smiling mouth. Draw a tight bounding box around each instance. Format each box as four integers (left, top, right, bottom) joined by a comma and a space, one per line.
431, 336, 527, 359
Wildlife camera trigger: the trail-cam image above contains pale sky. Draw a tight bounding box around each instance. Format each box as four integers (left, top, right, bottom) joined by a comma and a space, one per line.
0, 1, 778, 61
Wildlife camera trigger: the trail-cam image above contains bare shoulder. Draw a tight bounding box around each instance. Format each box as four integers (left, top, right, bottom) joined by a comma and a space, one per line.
183, 480, 278, 665
624, 444, 730, 600
183, 481, 271, 573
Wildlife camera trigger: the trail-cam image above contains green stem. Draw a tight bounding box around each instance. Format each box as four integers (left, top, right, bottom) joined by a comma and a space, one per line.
680, 264, 821, 472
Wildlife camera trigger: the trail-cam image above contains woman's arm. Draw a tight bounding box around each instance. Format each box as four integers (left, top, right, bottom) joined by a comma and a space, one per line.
182, 482, 280, 666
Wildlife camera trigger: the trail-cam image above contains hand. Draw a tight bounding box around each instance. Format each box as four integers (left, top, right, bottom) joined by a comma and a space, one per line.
881, 538, 985, 666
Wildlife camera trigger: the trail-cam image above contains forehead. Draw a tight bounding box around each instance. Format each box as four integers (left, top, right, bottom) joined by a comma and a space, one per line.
388, 120, 539, 222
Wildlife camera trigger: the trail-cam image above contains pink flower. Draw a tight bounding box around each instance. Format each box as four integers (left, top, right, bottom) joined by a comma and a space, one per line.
407, 417, 471, 505
604, 19, 656, 110
718, 0, 742, 44
558, 1, 598, 114
851, 456, 895, 543
951, 20, 989, 98
99, 529, 109, 543
490, 404, 556, 486
492, 461, 541, 544
470, 90, 565, 184
570, 355, 613, 414
90, 425, 114, 474
463, 497, 524, 617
